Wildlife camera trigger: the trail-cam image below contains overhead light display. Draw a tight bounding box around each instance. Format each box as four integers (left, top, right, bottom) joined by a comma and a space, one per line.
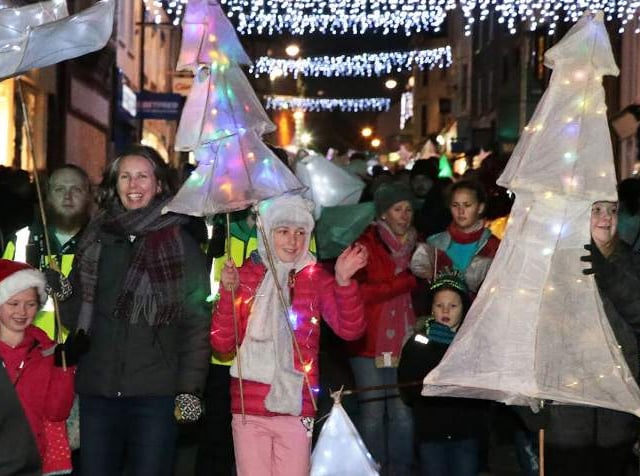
219, 0, 451, 34
215, 0, 640, 35
251, 46, 453, 79
265, 96, 391, 112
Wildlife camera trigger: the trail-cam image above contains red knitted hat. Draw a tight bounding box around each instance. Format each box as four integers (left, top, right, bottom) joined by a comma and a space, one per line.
0, 259, 47, 307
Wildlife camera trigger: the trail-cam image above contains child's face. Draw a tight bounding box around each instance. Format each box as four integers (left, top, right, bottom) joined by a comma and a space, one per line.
432, 289, 463, 331
590, 201, 618, 245
450, 188, 484, 232
0, 288, 39, 339
272, 225, 307, 263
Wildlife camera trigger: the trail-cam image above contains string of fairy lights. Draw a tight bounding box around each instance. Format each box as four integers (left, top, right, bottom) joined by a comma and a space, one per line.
265, 96, 391, 112
250, 46, 453, 79
151, 1, 640, 34
216, 0, 640, 35
150, 0, 640, 124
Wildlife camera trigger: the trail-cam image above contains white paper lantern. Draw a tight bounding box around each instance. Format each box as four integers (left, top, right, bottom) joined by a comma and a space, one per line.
295, 154, 365, 219
310, 402, 379, 476
422, 12, 640, 417
0, 0, 115, 80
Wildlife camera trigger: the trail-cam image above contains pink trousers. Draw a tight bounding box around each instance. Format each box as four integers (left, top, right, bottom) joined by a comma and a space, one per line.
232, 414, 311, 476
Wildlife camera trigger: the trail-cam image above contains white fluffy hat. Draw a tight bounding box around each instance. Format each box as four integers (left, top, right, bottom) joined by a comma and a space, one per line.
0, 259, 47, 307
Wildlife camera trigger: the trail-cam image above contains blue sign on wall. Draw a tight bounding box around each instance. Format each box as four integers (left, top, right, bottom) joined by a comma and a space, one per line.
136, 91, 185, 120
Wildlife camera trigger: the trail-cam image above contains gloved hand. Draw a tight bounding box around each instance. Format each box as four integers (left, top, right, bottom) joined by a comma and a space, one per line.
174, 393, 203, 423
54, 329, 90, 367
44, 267, 72, 301
580, 241, 609, 276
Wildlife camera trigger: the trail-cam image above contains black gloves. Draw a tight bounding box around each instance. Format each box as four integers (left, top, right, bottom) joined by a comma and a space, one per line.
580, 241, 608, 276
54, 329, 90, 367
44, 268, 72, 301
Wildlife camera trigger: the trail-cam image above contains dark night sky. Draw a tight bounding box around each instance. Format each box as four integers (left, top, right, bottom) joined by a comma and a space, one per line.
239, 31, 415, 153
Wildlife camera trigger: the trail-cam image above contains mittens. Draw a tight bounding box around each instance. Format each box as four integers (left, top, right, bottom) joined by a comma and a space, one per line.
174, 393, 203, 423
44, 268, 72, 301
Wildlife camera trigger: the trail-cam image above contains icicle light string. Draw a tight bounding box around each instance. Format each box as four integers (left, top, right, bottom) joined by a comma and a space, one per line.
159, 1, 640, 36
264, 96, 391, 112
251, 46, 453, 79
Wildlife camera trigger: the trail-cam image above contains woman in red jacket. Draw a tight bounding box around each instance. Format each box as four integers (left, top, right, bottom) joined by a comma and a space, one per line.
211, 195, 367, 476
348, 182, 419, 476
0, 259, 75, 475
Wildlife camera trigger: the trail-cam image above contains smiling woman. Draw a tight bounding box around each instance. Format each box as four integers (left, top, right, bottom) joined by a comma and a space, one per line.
116, 155, 162, 210
60, 144, 211, 476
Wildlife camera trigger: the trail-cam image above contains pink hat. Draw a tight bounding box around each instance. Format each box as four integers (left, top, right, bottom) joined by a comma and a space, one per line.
0, 259, 47, 307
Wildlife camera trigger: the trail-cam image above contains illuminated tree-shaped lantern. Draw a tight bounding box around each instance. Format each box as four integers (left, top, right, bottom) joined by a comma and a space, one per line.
166, 129, 303, 215
176, 0, 251, 71
422, 12, 640, 417
165, 0, 302, 216
175, 63, 276, 151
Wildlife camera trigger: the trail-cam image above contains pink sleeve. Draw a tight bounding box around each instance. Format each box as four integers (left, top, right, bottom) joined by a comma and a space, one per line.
210, 272, 252, 355
319, 273, 366, 341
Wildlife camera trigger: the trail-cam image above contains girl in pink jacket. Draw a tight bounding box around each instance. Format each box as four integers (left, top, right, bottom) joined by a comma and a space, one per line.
211, 195, 367, 476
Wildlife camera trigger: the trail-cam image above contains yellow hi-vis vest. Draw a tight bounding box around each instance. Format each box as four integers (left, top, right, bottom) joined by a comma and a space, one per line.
210, 233, 257, 366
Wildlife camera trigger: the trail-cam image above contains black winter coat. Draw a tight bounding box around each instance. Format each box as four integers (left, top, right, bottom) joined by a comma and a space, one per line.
61, 226, 211, 398
398, 332, 489, 442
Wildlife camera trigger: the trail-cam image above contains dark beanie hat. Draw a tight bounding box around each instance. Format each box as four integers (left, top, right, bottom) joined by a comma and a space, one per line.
373, 182, 414, 217
410, 158, 439, 181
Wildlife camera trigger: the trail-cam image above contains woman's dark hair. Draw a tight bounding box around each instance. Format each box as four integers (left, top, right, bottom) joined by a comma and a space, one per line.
447, 179, 488, 216
618, 177, 640, 215
97, 145, 173, 209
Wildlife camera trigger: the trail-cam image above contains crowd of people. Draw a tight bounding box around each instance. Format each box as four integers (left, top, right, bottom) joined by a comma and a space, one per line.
1, 144, 640, 476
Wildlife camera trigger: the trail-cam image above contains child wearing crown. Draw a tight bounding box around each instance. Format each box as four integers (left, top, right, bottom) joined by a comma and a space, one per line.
398, 269, 489, 476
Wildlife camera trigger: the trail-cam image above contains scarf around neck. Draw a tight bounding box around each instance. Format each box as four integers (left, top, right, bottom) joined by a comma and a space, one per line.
374, 219, 417, 366
75, 198, 188, 331
230, 224, 316, 416
376, 219, 417, 272
425, 319, 456, 345
447, 222, 486, 244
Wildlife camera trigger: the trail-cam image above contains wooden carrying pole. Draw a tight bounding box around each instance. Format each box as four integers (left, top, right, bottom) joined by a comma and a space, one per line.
226, 213, 246, 423
255, 212, 318, 412
17, 78, 66, 370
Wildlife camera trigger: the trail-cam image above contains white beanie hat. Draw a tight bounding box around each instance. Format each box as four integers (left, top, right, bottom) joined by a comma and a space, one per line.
0, 259, 47, 307
257, 194, 315, 265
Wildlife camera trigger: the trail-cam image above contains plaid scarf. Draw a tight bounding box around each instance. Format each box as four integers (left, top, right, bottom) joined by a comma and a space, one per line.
75, 198, 188, 330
